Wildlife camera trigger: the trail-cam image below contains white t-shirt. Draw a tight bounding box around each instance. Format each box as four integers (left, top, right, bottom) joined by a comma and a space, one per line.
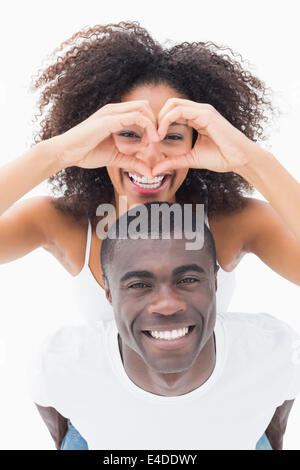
30, 312, 300, 450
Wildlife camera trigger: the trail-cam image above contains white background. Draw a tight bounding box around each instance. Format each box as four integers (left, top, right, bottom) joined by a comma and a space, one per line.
0, 0, 299, 450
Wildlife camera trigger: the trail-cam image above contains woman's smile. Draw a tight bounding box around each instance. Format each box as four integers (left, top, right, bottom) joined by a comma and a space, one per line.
123, 170, 173, 196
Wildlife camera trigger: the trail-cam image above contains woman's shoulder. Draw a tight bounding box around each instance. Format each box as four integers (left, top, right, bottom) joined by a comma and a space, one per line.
34, 196, 89, 275
209, 196, 271, 230
33, 195, 87, 241
208, 197, 272, 270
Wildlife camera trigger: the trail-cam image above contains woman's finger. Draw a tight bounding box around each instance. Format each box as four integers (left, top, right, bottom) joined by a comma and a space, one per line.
98, 100, 158, 129
104, 112, 160, 143
157, 106, 208, 140
111, 153, 153, 178
158, 97, 192, 124
152, 153, 195, 176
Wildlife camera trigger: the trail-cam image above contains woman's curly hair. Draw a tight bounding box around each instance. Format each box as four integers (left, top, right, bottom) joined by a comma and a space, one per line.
29, 21, 278, 222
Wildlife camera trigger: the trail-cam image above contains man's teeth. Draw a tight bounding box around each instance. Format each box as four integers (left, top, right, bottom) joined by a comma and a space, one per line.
149, 327, 189, 340
128, 172, 165, 189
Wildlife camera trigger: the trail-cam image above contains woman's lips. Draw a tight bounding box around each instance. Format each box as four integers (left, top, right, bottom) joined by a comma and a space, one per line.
124, 172, 172, 195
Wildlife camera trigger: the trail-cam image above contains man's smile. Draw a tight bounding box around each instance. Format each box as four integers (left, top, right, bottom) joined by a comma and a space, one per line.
141, 325, 196, 350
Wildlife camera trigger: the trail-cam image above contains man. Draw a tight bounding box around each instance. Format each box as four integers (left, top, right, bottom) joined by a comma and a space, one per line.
31, 202, 300, 450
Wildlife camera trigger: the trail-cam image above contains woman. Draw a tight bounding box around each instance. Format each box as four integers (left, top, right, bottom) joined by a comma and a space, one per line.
1, 21, 299, 450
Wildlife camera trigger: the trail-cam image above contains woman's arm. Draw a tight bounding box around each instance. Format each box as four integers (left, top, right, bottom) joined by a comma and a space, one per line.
237, 197, 300, 285
237, 150, 300, 245
152, 99, 300, 284
0, 100, 158, 264
235, 151, 300, 285
0, 143, 65, 264
0, 142, 64, 217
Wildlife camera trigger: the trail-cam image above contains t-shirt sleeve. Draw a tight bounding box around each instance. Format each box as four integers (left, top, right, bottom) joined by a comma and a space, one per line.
285, 334, 300, 400
28, 325, 98, 408
28, 340, 53, 407
233, 312, 300, 402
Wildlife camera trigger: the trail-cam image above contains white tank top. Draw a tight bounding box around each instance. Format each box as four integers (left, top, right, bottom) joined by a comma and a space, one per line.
72, 220, 236, 327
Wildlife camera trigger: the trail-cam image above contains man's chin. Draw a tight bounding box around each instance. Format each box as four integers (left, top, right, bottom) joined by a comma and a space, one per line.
143, 355, 197, 375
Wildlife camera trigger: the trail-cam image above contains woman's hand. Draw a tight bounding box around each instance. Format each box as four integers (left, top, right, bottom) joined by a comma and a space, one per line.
47, 101, 160, 178
152, 98, 263, 176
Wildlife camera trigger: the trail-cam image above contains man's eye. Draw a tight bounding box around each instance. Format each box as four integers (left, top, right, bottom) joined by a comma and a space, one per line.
128, 282, 149, 289
178, 277, 198, 284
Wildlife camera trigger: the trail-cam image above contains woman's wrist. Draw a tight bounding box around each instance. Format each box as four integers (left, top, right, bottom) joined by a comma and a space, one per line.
234, 147, 277, 188
34, 138, 68, 177
0, 140, 67, 216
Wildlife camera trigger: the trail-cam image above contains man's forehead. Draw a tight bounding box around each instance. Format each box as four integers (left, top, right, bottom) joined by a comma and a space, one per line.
110, 238, 211, 276
114, 237, 200, 257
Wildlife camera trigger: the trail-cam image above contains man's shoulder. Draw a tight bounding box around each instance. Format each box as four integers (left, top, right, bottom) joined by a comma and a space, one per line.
40, 320, 113, 363
43, 324, 98, 348
30, 321, 115, 407
217, 312, 300, 350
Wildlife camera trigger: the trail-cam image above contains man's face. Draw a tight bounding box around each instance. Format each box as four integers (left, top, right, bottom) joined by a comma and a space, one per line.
105, 237, 217, 374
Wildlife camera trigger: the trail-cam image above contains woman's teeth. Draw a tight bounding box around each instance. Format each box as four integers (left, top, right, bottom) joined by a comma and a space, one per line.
149, 327, 189, 340
128, 172, 165, 189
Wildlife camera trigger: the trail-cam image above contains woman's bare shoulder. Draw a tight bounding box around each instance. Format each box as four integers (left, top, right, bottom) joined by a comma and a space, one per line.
14, 195, 86, 244
209, 197, 270, 228
0, 195, 87, 271
43, 196, 86, 236
208, 197, 271, 270
21, 195, 88, 274
40, 196, 88, 273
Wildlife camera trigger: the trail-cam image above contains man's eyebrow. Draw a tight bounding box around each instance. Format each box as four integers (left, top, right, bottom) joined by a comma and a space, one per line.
172, 264, 206, 276
120, 270, 155, 283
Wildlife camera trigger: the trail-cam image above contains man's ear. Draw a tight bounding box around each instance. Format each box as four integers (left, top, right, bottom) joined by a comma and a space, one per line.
214, 265, 219, 292
102, 275, 112, 304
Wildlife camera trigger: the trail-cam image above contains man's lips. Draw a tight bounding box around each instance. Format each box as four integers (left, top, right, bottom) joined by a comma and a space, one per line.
142, 324, 195, 332
141, 325, 196, 349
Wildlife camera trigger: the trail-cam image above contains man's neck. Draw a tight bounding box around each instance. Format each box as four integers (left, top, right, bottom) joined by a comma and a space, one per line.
117, 334, 216, 397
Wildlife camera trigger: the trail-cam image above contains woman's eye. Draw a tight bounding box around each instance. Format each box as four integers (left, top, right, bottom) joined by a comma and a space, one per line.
118, 131, 140, 138
118, 132, 183, 141
165, 134, 183, 141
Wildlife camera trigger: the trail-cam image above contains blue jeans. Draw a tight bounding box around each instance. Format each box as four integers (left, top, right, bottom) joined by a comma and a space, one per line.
61, 420, 88, 450
60, 419, 273, 450
255, 432, 273, 450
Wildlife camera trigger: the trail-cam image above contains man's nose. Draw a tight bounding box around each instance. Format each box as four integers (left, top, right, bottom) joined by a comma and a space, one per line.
148, 286, 186, 316
135, 142, 167, 170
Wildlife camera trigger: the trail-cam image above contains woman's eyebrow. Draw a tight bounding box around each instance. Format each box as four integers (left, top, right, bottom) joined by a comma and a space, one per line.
169, 122, 188, 127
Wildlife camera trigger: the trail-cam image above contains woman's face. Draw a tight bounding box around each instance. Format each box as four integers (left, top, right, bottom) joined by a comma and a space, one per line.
107, 83, 193, 209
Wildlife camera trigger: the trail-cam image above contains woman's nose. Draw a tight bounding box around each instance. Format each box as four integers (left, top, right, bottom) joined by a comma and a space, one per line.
135, 143, 167, 170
